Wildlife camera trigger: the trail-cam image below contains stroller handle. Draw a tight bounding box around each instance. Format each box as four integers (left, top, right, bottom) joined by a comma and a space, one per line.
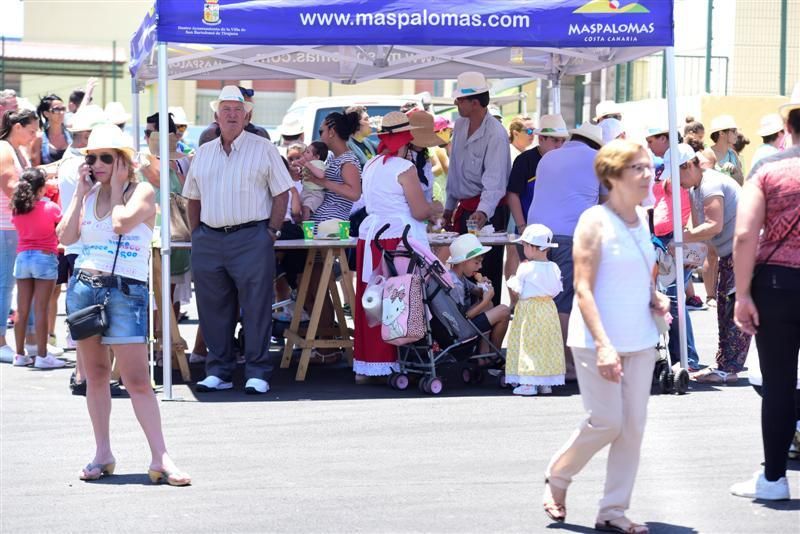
374, 224, 412, 252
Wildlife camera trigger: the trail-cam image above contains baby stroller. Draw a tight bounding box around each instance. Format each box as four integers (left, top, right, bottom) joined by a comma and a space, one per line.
652, 237, 690, 395
373, 225, 505, 395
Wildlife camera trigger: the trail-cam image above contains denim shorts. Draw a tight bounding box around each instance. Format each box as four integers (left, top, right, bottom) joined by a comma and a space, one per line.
13, 250, 58, 280
65, 275, 148, 345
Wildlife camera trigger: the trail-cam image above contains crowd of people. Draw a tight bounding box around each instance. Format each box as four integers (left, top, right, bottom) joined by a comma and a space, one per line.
1, 72, 798, 511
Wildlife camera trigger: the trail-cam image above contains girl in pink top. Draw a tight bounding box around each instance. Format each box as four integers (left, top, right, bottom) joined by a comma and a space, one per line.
10, 168, 64, 368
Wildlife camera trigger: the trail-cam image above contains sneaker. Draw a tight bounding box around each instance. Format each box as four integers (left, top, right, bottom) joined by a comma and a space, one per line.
244, 377, 270, 394
6, 309, 16, 327
513, 385, 537, 396
13, 354, 33, 367
34, 354, 67, 369
730, 471, 790, 500
706, 297, 717, 307
0, 345, 15, 363
538, 385, 553, 395
196, 375, 233, 392
188, 352, 206, 364
685, 296, 707, 310
65, 325, 76, 350
25, 343, 64, 357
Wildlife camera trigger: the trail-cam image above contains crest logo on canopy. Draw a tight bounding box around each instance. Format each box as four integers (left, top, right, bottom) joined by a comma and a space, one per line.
203, 0, 221, 25
573, 0, 650, 13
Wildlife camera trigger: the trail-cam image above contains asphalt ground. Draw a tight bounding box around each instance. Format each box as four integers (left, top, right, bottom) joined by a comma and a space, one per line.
1, 282, 798, 533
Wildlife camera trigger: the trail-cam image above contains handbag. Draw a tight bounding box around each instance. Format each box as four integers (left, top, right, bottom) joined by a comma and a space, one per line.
169, 193, 192, 243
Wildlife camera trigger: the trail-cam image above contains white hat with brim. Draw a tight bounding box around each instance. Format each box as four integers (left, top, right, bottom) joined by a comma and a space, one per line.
104, 102, 131, 125
378, 111, 420, 134
595, 100, 622, 121
708, 114, 738, 135
757, 113, 784, 137
168, 106, 190, 126
600, 118, 626, 144
278, 117, 304, 137
569, 122, 604, 147
317, 219, 344, 238
512, 223, 559, 249
779, 82, 800, 119
210, 85, 254, 114
67, 104, 108, 133
447, 233, 491, 265
660, 143, 697, 182
534, 114, 570, 138
645, 125, 670, 138
452, 71, 491, 99
79, 123, 135, 159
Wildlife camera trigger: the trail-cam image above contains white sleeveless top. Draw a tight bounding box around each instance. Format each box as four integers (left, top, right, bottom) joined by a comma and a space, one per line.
567, 205, 658, 353
358, 155, 430, 282
0, 140, 27, 230
75, 184, 153, 282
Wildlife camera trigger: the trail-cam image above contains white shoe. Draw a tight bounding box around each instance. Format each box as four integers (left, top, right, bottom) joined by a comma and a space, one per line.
244, 377, 270, 394
513, 385, 537, 396
730, 471, 790, 500
34, 354, 67, 369
13, 354, 33, 367
0, 345, 15, 363
25, 343, 64, 357
195, 375, 233, 392
188, 352, 206, 363
538, 385, 553, 395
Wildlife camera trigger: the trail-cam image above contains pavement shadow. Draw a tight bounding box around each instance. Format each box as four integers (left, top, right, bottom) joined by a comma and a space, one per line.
548, 522, 697, 533
758, 498, 800, 511
81, 473, 152, 486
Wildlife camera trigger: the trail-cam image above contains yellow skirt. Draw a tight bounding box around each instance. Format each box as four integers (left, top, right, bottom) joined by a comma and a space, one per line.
506, 297, 565, 386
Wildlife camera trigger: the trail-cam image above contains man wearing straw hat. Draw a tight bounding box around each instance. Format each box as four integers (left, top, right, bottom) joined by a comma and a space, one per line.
198, 86, 270, 146
444, 71, 511, 306
751, 113, 785, 167
183, 85, 293, 395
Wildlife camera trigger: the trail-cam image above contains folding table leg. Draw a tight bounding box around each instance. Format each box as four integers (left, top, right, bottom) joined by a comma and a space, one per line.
295, 250, 335, 381
281, 248, 315, 369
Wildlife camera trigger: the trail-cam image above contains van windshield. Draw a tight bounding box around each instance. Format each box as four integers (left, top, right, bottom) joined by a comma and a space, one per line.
313, 105, 402, 143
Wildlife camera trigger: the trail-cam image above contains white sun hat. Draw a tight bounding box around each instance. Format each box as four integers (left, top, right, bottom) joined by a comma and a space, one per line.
168, 106, 191, 126
79, 123, 135, 159
660, 143, 697, 181
569, 122, 605, 147
278, 116, 304, 137
452, 71, 491, 99
67, 104, 108, 133
209, 85, 254, 114
600, 117, 626, 144
708, 114, 738, 135
447, 233, 491, 264
756, 113, 784, 137
534, 114, 569, 138
779, 82, 800, 119
594, 100, 622, 121
512, 223, 559, 250
104, 102, 131, 125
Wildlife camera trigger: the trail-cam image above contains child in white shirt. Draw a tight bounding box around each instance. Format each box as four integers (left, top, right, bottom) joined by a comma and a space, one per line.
297, 141, 328, 220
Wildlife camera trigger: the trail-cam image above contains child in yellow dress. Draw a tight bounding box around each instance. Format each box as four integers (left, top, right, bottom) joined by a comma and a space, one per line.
506, 224, 565, 396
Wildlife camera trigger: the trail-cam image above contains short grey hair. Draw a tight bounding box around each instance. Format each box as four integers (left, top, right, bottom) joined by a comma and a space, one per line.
0, 89, 17, 106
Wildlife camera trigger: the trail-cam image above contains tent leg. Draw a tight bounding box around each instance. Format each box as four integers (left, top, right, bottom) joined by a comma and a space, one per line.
157, 42, 175, 400
665, 47, 688, 371
551, 77, 561, 114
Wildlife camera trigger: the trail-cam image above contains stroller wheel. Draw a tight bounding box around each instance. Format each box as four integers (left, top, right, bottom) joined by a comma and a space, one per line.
428, 377, 443, 395
419, 376, 429, 393
498, 372, 510, 389
394, 374, 410, 391
658, 366, 672, 394
461, 368, 473, 384
674, 368, 690, 395
653, 359, 668, 387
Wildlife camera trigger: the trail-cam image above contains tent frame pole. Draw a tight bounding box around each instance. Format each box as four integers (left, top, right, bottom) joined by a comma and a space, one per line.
665, 46, 688, 370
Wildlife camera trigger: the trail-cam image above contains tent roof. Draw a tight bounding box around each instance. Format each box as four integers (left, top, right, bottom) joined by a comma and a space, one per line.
131, 0, 673, 83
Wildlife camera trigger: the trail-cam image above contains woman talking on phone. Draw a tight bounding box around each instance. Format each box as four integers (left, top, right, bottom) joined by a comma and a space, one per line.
57, 124, 190, 485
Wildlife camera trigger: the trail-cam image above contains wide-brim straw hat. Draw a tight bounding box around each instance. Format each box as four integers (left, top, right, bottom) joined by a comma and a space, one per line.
80, 123, 135, 159
535, 114, 569, 138
67, 104, 108, 133
104, 102, 131, 125
148, 131, 183, 161
594, 100, 622, 121
407, 110, 444, 148
378, 111, 419, 134
447, 233, 491, 264
452, 71, 490, 99
210, 85, 254, 114
708, 114, 738, 135
569, 122, 605, 147
757, 113, 784, 137
168, 106, 190, 126
779, 82, 800, 119
278, 117, 304, 137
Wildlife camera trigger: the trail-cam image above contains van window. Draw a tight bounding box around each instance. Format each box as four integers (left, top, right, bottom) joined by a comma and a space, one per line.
313, 105, 402, 143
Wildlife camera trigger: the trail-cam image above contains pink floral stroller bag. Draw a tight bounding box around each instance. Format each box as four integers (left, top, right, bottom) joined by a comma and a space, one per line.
381, 273, 425, 346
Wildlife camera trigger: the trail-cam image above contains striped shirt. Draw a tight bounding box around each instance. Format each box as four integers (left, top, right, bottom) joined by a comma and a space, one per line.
182, 130, 294, 228
311, 151, 361, 225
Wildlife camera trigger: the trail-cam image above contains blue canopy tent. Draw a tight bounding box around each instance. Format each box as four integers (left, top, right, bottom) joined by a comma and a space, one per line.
130, 0, 688, 399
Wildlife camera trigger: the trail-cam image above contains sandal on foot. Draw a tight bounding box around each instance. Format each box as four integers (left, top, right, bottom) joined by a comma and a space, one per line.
595, 518, 649, 533
148, 468, 191, 486
692, 368, 738, 384
542, 478, 566, 522
79, 460, 116, 481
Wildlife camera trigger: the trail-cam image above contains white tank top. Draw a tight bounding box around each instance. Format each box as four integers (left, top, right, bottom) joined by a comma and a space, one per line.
0, 140, 27, 230
75, 184, 153, 282
567, 205, 659, 353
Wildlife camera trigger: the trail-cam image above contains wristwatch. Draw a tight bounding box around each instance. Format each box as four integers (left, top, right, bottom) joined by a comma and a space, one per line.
268, 226, 282, 239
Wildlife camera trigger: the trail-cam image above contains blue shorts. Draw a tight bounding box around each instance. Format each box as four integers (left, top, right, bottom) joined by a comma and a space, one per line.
66, 275, 148, 345
13, 250, 58, 280
550, 236, 575, 315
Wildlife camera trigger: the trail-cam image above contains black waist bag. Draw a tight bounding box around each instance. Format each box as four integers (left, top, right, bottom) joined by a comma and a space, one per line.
66, 302, 109, 340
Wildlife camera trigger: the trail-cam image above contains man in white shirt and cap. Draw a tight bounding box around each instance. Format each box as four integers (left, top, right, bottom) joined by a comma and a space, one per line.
443, 71, 511, 306
183, 85, 293, 395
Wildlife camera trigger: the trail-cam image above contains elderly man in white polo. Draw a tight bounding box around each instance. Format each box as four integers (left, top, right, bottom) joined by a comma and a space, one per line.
183, 85, 293, 395
443, 71, 511, 306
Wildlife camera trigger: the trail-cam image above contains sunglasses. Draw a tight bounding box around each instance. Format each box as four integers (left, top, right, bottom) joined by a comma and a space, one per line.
85, 153, 115, 166
238, 87, 255, 98
49, 106, 67, 113
523, 128, 534, 135
603, 114, 622, 121
176, 124, 187, 133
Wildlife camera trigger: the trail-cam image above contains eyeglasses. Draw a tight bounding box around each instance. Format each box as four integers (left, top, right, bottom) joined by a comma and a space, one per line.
85, 153, 114, 166
49, 106, 66, 113
625, 163, 653, 174
523, 128, 534, 135
602, 114, 622, 121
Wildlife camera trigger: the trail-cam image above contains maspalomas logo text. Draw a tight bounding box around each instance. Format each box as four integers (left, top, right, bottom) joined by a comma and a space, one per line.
569, 0, 653, 42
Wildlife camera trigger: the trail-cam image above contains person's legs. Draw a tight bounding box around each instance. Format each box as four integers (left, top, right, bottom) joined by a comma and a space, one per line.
551, 236, 576, 379
79, 336, 114, 471
482, 304, 510, 354
666, 273, 700, 369
598, 348, 657, 522
704, 248, 718, 303
0, 230, 17, 349
715, 255, 751, 374
14, 279, 34, 355
32, 279, 56, 356
48, 284, 60, 343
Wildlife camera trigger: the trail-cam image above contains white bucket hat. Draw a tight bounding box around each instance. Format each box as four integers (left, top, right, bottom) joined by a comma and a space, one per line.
600, 117, 626, 144
534, 114, 569, 138
278, 116, 304, 137
452, 71, 491, 99
513, 224, 559, 250
595, 100, 622, 121
210, 85, 254, 114
67, 104, 108, 133
660, 143, 697, 181
168, 106, 190, 126
646, 124, 670, 138
569, 122, 604, 147
80, 123, 135, 159
708, 115, 738, 135
779, 82, 800, 119
447, 233, 491, 264
757, 113, 784, 137
104, 102, 131, 125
